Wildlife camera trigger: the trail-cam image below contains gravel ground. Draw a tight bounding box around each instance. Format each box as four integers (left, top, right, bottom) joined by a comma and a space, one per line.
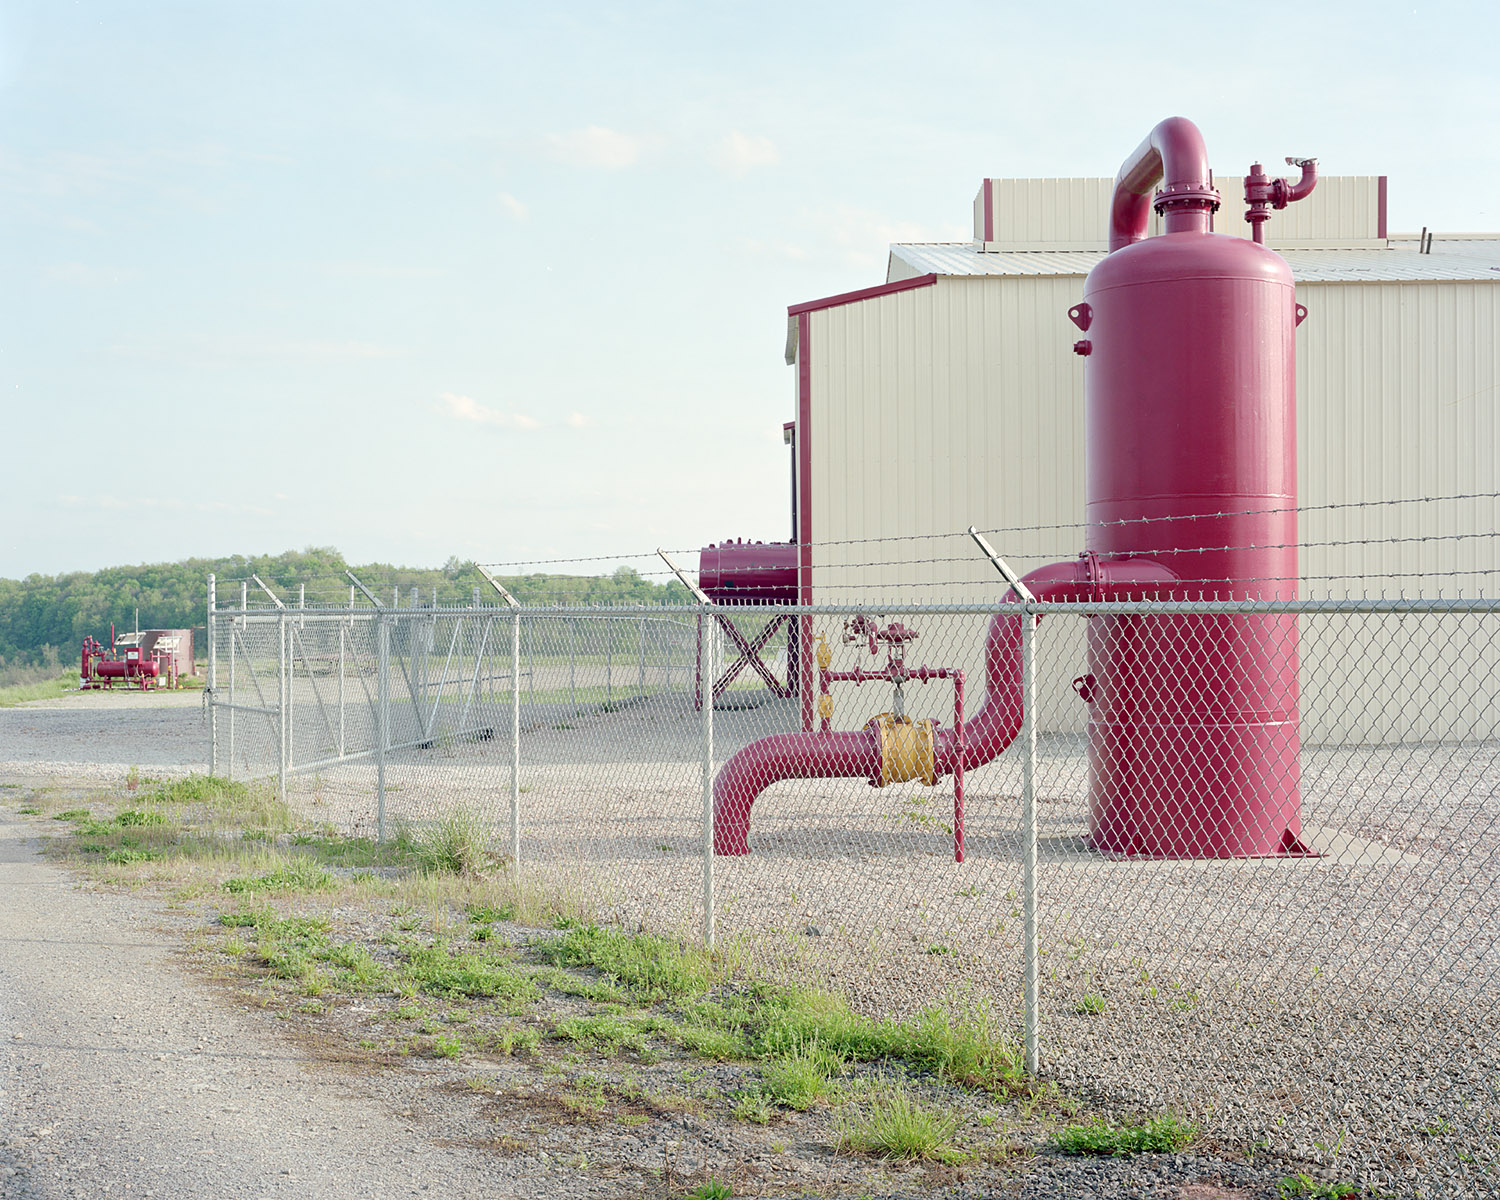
3, 688, 1497, 1196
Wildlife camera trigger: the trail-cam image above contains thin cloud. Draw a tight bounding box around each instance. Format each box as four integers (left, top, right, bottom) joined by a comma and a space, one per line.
714, 131, 778, 176
57, 494, 272, 516
811, 205, 968, 268
566, 412, 592, 428
498, 191, 528, 221
543, 125, 641, 170
440, 392, 540, 430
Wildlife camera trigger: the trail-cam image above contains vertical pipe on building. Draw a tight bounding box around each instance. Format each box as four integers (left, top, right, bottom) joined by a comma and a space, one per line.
700, 603, 716, 950
1020, 602, 1040, 1076
208, 575, 218, 776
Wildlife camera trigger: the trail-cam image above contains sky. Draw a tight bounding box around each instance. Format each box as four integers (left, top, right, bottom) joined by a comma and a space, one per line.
4, 0, 1498, 580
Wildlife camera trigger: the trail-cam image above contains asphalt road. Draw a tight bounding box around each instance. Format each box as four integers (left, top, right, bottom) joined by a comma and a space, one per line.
0, 806, 501, 1200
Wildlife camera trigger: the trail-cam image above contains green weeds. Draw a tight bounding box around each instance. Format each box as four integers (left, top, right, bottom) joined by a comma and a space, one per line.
1053, 1113, 1198, 1156
837, 1080, 966, 1163
223, 858, 336, 894
1277, 1175, 1359, 1198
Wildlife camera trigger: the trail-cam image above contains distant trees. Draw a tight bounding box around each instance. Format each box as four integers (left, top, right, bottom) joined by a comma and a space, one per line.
0, 549, 689, 673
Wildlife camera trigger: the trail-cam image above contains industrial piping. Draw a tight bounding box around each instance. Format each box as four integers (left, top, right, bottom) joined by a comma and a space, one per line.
715, 116, 1316, 860
713, 556, 1176, 856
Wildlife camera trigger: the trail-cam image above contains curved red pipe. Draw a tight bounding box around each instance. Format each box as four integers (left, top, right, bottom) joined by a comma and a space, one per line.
712, 556, 1178, 855
1108, 116, 1217, 252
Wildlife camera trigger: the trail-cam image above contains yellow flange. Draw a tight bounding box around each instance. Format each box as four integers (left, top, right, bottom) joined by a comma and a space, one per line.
868, 712, 937, 787
817, 693, 834, 722
815, 634, 832, 671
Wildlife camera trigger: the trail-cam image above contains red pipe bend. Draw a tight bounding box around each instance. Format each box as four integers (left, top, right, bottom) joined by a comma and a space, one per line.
1108, 116, 1217, 252
712, 556, 1178, 855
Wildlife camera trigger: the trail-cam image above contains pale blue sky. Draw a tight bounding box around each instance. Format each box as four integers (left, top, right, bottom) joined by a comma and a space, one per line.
5, 0, 1496, 578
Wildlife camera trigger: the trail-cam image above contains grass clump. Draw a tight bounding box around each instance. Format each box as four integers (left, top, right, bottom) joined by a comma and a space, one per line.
1277, 1176, 1359, 1199
837, 1080, 966, 1163
758, 1036, 842, 1110
400, 942, 540, 1003
115, 808, 167, 826
222, 857, 336, 894
1053, 1112, 1198, 1156
535, 925, 720, 1003
899, 1001, 1025, 1092
553, 1013, 652, 1056
398, 809, 494, 876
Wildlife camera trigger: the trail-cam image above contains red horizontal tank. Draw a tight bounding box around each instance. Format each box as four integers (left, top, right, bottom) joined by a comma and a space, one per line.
697, 539, 799, 604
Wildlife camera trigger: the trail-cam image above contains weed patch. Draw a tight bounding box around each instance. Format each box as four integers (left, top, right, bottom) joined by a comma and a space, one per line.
837, 1080, 966, 1163
1053, 1113, 1198, 1156
223, 858, 336, 894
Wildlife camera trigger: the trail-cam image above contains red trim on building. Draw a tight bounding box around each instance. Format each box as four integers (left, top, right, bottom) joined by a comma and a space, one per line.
982, 178, 994, 242
796, 311, 814, 732
1377, 176, 1388, 240
787, 273, 937, 317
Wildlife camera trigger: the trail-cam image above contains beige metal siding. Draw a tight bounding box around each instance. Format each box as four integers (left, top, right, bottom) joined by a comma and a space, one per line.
1265, 176, 1384, 249
1297, 280, 1500, 740
799, 270, 1500, 741
804, 277, 1091, 731
972, 175, 1384, 252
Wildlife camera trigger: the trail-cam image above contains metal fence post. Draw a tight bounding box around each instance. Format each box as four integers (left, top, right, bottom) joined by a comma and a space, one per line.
639, 616, 646, 701
207, 574, 218, 776
377, 613, 390, 843
337, 621, 346, 759
569, 617, 577, 712
1020, 599, 1040, 1075
511, 609, 522, 871
278, 610, 288, 808
700, 602, 716, 950
656, 551, 719, 949
966, 527, 1041, 1074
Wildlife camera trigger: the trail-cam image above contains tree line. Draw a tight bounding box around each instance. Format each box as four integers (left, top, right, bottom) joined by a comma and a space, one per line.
0, 547, 689, 675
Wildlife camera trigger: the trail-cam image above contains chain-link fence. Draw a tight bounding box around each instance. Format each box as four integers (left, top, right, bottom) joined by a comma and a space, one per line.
206, 567, 1500, 1196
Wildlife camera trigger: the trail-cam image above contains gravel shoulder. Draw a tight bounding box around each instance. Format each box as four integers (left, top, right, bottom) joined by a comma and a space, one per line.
0, 802, 502, 1200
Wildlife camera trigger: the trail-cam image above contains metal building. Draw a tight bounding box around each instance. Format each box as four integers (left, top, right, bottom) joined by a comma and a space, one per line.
785, 174, 1500, 738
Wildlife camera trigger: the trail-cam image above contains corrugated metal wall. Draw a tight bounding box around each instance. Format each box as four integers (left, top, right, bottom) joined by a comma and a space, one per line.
1264, 176, 1383, 247
973, 175, 1382, 250
804, 276, 1091, 732
1296, 280, 1500, 740
800, 273, 1500, 740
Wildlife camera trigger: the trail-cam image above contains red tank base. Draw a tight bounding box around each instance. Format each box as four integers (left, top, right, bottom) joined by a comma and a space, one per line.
1085, 719, 1320, 859
1089, 823, 1318, 861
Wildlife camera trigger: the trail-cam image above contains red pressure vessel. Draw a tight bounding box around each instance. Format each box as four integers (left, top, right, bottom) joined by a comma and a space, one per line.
1080, 119, 1304, 857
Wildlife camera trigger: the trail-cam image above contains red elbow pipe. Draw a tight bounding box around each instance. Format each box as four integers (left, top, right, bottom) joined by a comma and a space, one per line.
712, 556, 1178, 856
1108, 116, 1219, 252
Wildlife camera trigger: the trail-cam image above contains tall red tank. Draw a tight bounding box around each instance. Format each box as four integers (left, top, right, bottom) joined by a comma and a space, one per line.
709, 117, 1316, 860
1077, 117, 1309, 856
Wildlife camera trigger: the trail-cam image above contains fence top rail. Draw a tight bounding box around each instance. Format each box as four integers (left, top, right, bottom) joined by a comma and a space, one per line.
210, 597, 1500, 619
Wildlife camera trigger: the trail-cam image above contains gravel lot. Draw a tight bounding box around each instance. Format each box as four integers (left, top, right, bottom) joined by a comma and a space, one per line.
2, 688, 1496, 1197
